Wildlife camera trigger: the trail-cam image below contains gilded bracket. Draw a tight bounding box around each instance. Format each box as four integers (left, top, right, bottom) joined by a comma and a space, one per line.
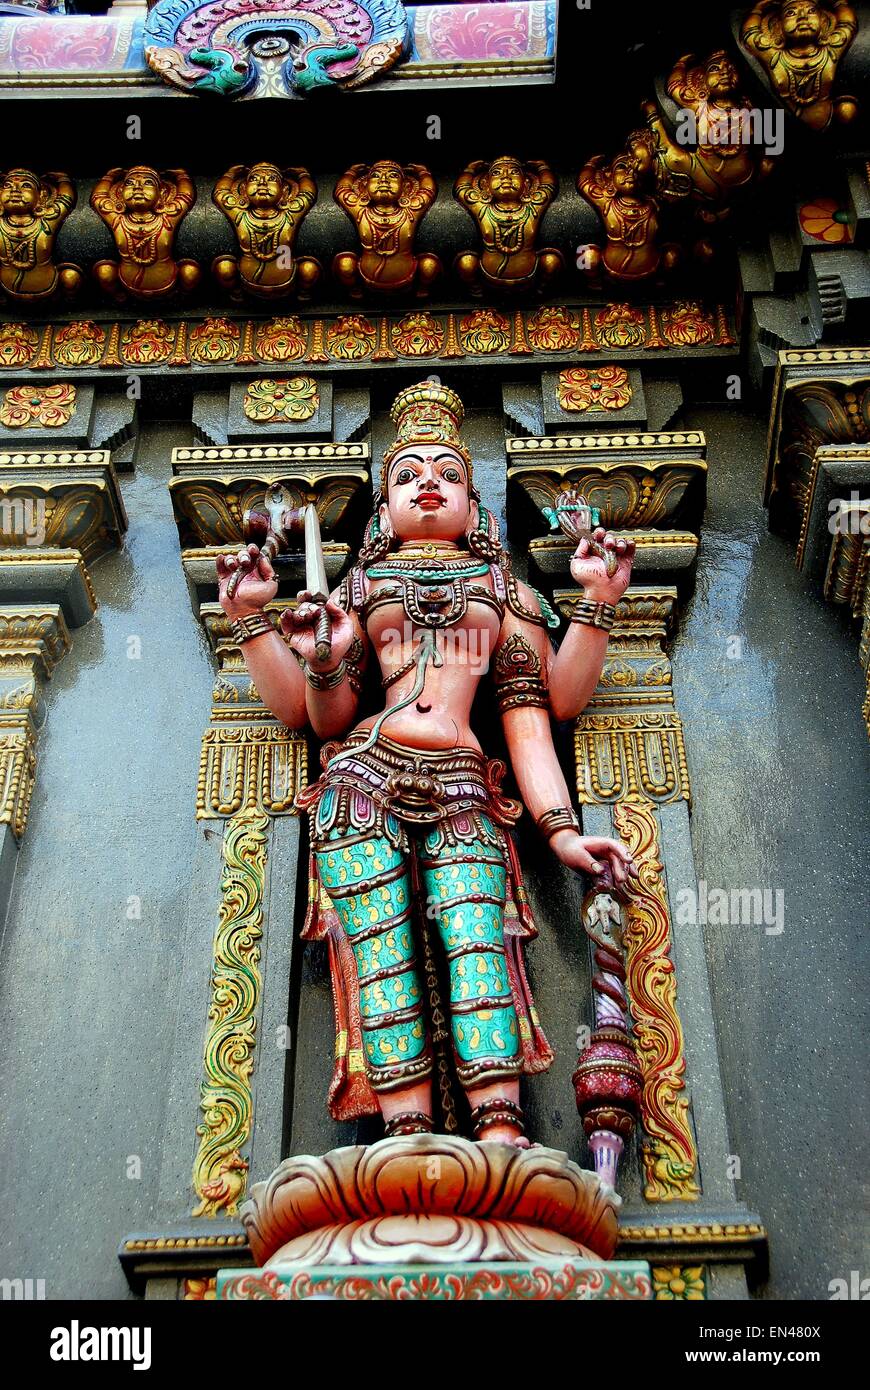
0, 604, 71, 840
764, 347, 870, 539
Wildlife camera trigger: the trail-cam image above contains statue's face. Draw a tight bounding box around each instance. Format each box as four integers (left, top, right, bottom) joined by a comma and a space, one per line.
1, 172, 39, 214
122, 169, 160, 212
626, 134, 653, 178
384, 445, 472, 541
246, 165, 282, 207
490, 160, 524, 201
782, 1, 822, 44
613, 157, 638, 193
706, 55, 738, 95
367, 163, 403, 204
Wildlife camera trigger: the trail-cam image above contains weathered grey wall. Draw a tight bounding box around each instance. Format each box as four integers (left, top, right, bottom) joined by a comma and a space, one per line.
672, 406, 870, 1302
0, 404, 866, 1299
0, 422, 212, 1301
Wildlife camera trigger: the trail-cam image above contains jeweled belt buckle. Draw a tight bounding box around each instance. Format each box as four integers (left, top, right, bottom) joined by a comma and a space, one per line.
382, 768, 446, 823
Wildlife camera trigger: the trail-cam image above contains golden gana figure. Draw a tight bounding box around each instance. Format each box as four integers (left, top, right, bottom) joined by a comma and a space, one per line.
91, 165, 201, 301
0, 168, 82, 303
212, 162, 321, 300
453, 156, 563, 296
332, 160, 442, 298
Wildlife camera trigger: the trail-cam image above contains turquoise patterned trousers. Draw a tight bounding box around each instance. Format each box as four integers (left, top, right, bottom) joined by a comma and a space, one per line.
316, 809, 522, 1095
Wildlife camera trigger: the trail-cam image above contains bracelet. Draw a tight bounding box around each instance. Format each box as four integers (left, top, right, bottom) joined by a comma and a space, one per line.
571, 598, 616, 632
470, 1098, 525, 1138
536, 806, 581, 841
304, 659, 347, 691
231, 612, 275, 644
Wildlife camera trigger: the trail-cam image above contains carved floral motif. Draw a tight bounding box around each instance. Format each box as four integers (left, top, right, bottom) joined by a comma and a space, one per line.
558, 366, 632, 413
662, 301, 715, 346
53, 320, 106, 367
0, 323, 38, 368
255, 316, 307, 362
120, 319, 174, 365
459, 307, 511, 354
327, 314, 376, 360
526, 305, 580, 351
189, 316, 241, 363
391, 311, 444, 356
0, 383, 76, 429
243, 376, 318, 423
594, 303, 646, 349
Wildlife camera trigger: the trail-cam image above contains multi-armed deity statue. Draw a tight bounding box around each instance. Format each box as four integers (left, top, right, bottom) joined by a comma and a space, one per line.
217, 382, 636, 1148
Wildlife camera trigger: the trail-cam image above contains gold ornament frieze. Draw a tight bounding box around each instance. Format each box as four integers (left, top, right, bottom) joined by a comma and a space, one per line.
764, 347, 870, 536
508, 431, 706, 454
0, 724, 36, 841
0, 604, 72, 680
190, 318, 241, 364
53, 321, 106, 367
0, 603, 71, 841
0, 324, 40, 369
618, 1221, 766, 1246
169, 468, 368, 550
197, 725, 307, 820
788, 440, 870, 739
512, 462, 703, 531
575, 713, 689, 805
652, 1265, 706, 1300
0, 305, 737, 378
172, 443, 367, 467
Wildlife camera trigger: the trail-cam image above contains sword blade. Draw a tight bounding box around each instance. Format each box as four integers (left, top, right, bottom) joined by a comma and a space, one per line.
303, 504, 329, 600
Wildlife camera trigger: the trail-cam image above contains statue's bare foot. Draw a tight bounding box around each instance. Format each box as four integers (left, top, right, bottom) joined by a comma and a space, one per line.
478, 1125, 530, 1148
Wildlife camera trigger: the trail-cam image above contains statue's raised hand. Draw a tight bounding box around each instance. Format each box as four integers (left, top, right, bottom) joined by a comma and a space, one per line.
281, 590, 356, 672
570, 526, 635, 605
217, 544, 278, 618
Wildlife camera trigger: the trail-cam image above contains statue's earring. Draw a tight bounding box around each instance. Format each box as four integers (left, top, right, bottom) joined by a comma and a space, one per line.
377, 501, 396, 546
466, 499, 502, 563
463, 497, 481, 545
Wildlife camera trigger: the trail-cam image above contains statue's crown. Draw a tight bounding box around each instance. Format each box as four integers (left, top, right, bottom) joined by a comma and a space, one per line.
382, 380, 471, 489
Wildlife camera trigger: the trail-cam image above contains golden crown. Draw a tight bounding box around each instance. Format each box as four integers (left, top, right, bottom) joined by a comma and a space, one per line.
381, 381, 472, 490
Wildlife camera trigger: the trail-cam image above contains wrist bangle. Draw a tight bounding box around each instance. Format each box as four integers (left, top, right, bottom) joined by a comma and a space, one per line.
571, 599, 616, 632
304, 659, 347, 691
536, 806, 581, 841
232, 612, 275, 644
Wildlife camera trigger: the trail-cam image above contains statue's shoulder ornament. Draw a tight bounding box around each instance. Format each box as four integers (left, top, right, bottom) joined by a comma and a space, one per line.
502, 564, 560, 631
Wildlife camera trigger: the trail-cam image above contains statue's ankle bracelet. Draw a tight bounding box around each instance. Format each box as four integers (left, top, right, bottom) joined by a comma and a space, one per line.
470, 1097, 525, 1138
383, 1111, 433, 1138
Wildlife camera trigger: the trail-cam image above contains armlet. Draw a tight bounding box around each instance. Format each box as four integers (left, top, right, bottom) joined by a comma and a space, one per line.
492, 632, 549, 714
504, 569, 559, 630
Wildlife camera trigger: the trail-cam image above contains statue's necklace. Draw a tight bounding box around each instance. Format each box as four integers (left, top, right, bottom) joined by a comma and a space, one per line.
365, 556, 492, 630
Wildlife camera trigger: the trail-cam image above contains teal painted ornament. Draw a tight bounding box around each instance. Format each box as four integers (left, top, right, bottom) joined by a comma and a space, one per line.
293, 43, 360, 92
187, 47, 252, 96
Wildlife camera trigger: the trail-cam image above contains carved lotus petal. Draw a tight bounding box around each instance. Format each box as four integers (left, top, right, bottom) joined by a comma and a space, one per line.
241, 1135, 620, 1266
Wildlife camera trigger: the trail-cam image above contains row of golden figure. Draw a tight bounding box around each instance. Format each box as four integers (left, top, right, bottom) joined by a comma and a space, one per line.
0, 28, 858, 308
